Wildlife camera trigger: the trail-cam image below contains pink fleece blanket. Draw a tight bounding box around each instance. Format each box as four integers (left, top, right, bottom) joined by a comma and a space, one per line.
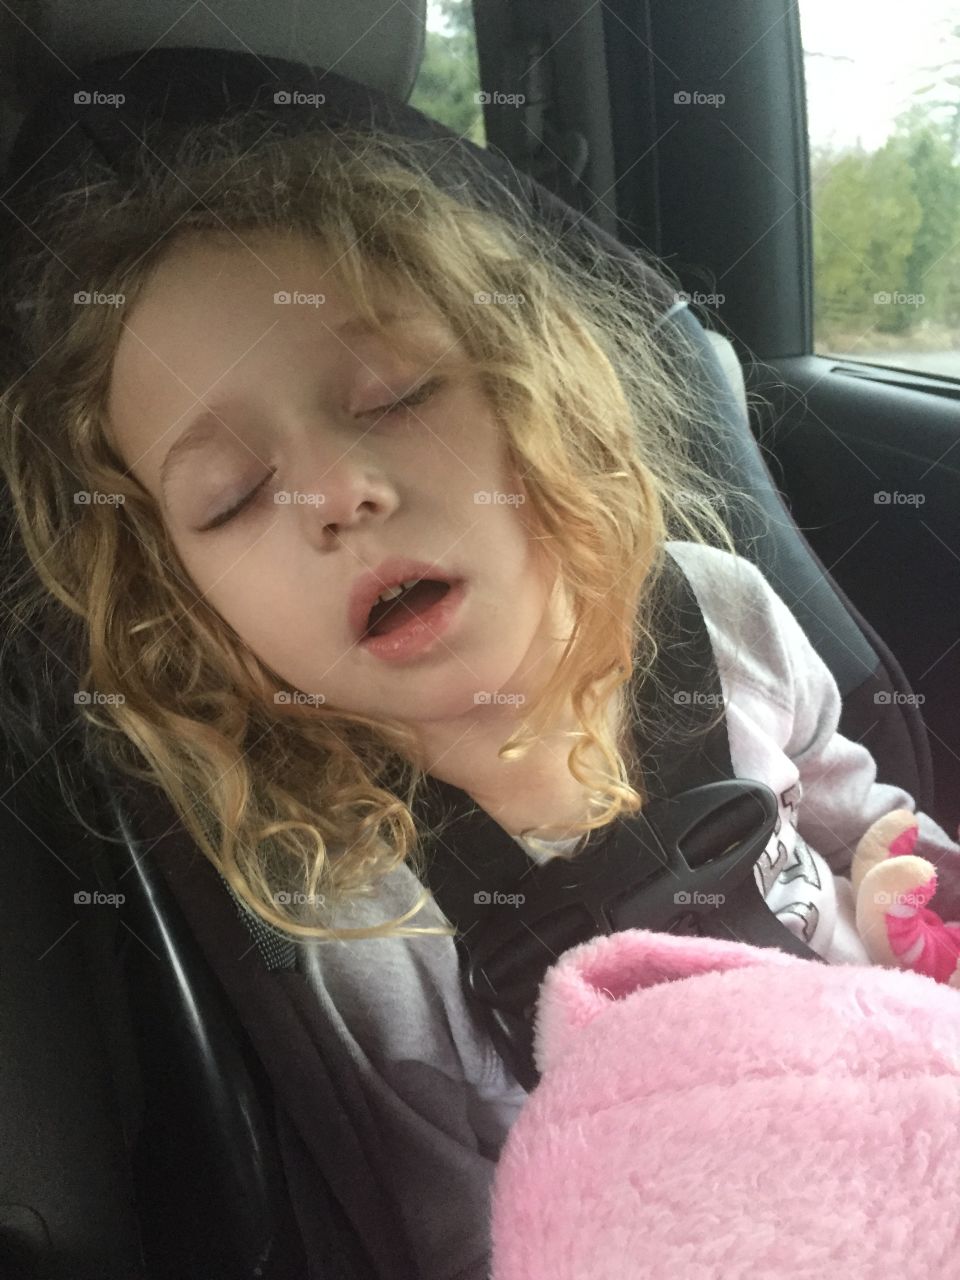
490, 930, 960, 1279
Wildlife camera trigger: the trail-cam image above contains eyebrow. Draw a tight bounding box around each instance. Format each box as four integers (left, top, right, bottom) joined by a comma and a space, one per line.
157, 311, 414, 503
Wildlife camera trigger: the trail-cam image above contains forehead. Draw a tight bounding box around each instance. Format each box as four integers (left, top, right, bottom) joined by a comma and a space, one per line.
104, 231, 463, 485
114, 229, 429, 355
105, 231, 449, 435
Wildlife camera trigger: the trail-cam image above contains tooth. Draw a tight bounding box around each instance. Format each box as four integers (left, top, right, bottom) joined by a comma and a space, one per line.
374, 579, 422, 607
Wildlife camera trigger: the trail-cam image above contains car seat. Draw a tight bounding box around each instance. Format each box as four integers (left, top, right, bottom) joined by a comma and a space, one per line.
0, 2, 942, 1277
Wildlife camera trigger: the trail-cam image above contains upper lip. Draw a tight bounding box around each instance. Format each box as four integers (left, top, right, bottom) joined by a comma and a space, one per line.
349, 558, 461, 640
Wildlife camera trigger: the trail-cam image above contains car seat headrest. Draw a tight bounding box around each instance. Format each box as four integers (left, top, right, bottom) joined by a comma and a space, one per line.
0, 0, 426, 170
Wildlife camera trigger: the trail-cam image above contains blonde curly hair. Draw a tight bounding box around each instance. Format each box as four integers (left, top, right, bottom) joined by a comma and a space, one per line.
0, 112, 744, 944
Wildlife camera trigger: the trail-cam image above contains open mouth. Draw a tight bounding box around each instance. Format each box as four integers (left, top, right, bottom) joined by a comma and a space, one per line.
363, 578, 452, 638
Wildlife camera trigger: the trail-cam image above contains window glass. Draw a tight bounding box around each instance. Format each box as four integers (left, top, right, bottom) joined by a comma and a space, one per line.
409, 0, 486, 146
800, 2, 960, 379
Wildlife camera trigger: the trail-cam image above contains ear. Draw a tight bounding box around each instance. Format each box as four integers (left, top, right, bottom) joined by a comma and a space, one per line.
533, 927, 801, 1075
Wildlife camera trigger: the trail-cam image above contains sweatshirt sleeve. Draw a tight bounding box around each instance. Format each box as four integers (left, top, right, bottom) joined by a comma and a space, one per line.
756, 561, 960, 898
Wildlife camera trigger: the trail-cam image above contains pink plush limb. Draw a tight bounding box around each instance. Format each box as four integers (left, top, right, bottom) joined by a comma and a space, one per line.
857, 819, 960, 984
881, 874, 960, 983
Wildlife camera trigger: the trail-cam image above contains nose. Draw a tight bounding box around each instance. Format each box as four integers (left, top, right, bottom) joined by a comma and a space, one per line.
296, 452, 399, 544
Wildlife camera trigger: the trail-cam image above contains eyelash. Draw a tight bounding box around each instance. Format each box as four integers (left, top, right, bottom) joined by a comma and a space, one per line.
198, 378, 444, 533
362, 376, 443, 423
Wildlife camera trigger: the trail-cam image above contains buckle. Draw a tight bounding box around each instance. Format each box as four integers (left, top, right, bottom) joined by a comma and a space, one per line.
459, 780, 820, 1090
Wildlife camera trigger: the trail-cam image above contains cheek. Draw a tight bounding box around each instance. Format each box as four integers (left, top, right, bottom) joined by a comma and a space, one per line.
174, 546, 290, 659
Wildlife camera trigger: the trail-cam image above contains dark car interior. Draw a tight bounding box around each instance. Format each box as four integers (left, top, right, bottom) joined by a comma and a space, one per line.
0, 1, 957, 1276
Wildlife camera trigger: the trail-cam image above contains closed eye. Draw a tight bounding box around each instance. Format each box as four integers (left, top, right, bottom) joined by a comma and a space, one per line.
197, 466, 277, 533
360, 377, 444, 422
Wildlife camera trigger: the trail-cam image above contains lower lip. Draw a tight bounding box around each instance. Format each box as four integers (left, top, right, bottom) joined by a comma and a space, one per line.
358, 580, 468, 663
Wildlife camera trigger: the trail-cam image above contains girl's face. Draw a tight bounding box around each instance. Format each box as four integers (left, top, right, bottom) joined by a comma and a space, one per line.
107, 231, 567, 737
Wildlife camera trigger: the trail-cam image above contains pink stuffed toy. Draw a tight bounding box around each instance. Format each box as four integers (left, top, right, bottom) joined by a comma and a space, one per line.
853, 809, 960, 984
490, 927, 960, 1279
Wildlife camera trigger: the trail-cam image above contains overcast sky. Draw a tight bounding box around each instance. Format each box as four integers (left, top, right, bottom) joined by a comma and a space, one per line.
800, 0, 959, 149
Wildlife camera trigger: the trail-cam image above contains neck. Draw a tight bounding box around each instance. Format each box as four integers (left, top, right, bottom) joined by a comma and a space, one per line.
414, 686, 621, 841
410, 571, 622, 840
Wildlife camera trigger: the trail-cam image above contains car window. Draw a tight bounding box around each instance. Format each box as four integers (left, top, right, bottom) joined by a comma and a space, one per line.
799, 0, 960, 381
409, 0, 486, 145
